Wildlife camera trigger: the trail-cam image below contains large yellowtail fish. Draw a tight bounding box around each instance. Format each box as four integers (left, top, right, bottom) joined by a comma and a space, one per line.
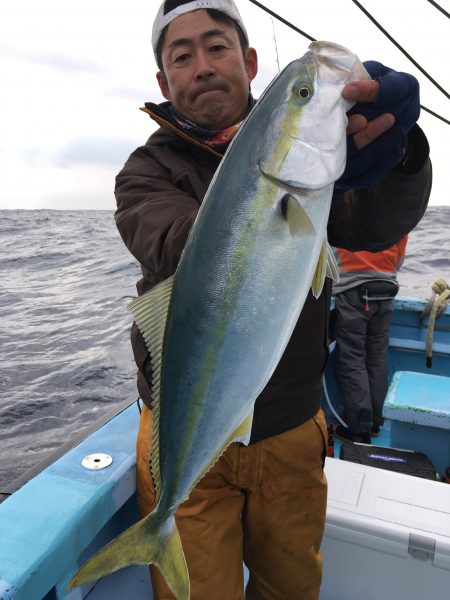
69, 41, 370, 598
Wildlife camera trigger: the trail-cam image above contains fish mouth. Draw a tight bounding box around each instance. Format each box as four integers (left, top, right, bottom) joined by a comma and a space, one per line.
287, 134, 344, 154
259, 164, 330, 192
259, 134, 347, 190
258, 165, 314, 192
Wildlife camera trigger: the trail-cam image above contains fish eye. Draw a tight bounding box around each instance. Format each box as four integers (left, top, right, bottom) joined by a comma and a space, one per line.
292, 83, 312, 101
298, 86, 311, 99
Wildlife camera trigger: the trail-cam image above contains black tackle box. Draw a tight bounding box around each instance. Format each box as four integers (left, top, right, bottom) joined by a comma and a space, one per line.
340, 443, 438, 480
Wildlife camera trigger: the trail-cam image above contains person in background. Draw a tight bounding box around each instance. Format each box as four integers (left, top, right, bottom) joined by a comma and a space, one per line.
114, 0, 431, 598
333, 236, 408, 444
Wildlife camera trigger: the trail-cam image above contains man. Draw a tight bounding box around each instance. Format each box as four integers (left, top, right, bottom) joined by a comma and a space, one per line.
115, 1, 431, 598
333, 236, 408, 444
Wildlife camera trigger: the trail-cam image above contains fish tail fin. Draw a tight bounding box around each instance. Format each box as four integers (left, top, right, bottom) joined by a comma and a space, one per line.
154, 517, 190, 599
68, 513, 189, 600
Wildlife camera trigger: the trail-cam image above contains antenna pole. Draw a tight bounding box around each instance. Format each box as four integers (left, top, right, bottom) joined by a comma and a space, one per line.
271, 17, 281, 73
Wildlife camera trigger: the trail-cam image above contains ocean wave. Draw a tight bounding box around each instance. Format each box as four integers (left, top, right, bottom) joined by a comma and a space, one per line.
0, 207, 449, 489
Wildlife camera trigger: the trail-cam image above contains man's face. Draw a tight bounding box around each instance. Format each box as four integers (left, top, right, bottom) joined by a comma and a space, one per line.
157, 10, 258, 130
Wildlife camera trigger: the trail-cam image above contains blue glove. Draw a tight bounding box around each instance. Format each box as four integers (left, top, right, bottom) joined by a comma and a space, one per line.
335, 61, 420, 191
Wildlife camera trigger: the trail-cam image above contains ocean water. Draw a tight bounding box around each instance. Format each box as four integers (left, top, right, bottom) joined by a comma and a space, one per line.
0, 210, 141, 489
1, 207, 449, 489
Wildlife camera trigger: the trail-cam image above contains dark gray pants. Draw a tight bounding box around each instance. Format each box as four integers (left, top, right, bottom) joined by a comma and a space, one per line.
333, 286, 394, 435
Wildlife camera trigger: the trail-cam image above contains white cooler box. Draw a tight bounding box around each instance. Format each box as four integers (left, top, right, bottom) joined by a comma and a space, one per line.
320, 457, 450, 600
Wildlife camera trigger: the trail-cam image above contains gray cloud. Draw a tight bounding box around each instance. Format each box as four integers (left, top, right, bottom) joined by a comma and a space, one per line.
33, 52, 105, 75
23, 137, 140, 169
0, 43, 105, 75
55, 136, 139, 168
107, 85, 150, 103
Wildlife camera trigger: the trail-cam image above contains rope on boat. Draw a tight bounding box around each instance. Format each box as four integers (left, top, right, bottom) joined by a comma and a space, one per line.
322, 374, 348, 428
419, 279, 450, 367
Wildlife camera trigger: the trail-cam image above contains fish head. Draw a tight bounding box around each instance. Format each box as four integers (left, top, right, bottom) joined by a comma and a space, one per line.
259, 41, 371, 190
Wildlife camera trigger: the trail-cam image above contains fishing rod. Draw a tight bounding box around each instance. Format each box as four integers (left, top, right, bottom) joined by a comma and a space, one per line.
246, 0, 450, 126
246, 0, 316, 41
421, 104, 450, 125
349, 0, 450, 102
271, 17, 281, 73
426, 0, 450, 20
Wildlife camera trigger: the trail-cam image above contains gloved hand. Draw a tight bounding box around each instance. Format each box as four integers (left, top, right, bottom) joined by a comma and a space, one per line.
335, 61, 420, 191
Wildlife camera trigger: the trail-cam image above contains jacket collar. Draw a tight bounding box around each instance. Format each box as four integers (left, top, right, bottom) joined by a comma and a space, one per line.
140, 101, 224, 158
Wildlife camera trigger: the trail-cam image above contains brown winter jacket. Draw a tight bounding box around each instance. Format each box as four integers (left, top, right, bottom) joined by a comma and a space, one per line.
115, 102, 432, 443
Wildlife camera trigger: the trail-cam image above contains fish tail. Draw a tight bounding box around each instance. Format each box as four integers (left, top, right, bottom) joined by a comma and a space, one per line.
68, 513, 189, 600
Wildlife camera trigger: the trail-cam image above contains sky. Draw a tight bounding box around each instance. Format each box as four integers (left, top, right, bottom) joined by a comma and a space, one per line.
1, 0, 449, 210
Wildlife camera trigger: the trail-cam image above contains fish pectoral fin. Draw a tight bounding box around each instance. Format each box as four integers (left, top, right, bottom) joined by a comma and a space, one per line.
326, 242, 339, 283
68, 514, 189, 600
228, 407, 254, 446
280, 193, 316, 237
311, 240, 327, 298
128, 276, 174, 496
311, 240, 339, 298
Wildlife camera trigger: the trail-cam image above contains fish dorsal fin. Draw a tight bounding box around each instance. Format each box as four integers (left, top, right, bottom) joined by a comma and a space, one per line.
280, 193, 316, 237
128, 276, 174, 496
311, 240, 339, 298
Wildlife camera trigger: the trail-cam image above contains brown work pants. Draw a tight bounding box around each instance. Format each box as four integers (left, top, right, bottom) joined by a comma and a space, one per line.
136, 404, 327, 600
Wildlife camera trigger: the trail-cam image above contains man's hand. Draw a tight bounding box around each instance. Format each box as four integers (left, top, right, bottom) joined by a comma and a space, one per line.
336, 62, 420, 191
344, 80, 395, 150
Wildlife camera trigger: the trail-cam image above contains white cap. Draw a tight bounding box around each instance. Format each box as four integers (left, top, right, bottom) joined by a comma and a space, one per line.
152, 0, 249, 61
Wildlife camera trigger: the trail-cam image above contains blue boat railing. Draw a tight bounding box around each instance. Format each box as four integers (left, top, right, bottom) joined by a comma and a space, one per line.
0, 396, 139, 504
0, 398, 141, 599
